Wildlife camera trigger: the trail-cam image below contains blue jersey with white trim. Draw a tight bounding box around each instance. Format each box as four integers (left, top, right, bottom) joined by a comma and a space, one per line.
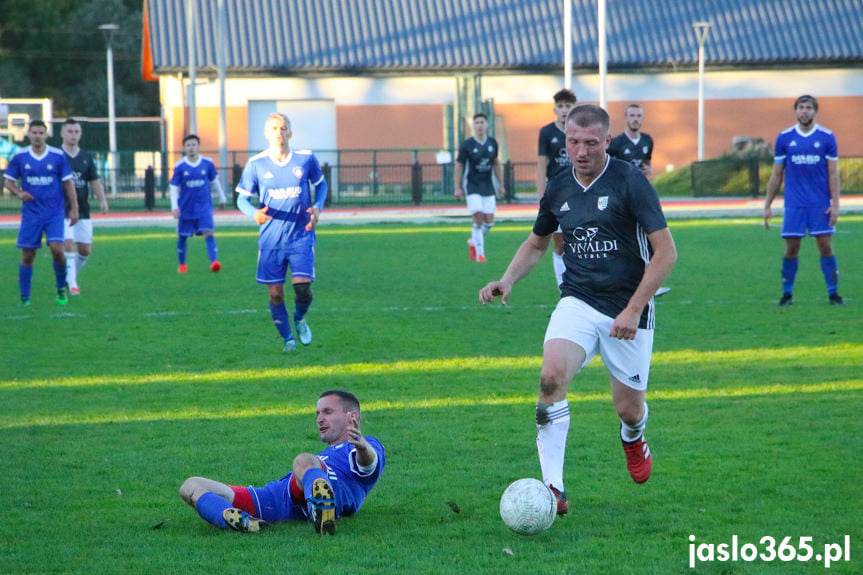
774, 124, 837, 208
4, 146, 73, 220
170, 156, 219, 219
236, 150, 325, 250
288, 436, 385, 517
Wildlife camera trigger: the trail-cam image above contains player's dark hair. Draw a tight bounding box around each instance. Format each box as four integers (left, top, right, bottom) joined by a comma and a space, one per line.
64, 118, 80, 126
29, 120, 48, 130
320, 390, 361, 413
473, 112, 487, 121
183, 134, 201, 144
625, 103, 643, 112
553, 89, 577, 104
794, 95, 818, 111
566, 104, 610, 133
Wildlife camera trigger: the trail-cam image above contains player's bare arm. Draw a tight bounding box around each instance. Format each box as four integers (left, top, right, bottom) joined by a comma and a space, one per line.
479, 232, 551, 304
92, 178, 109, 213
64, 179, 79, 226
763, 163, 786, 229
827, 158, 840, 227
494, 159, 506, 199
610, 228, 677, 340
4, 179, 33, 201
536, 156, 548, 197
305, 206, 321, 231
454, 162, 465, 199
345, 415, 376, 467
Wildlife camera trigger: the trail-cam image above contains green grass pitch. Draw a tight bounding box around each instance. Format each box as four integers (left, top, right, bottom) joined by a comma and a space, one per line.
1, 217, 861, 574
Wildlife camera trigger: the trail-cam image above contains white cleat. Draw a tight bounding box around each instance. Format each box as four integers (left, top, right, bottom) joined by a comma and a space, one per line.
295, 319, 312, 345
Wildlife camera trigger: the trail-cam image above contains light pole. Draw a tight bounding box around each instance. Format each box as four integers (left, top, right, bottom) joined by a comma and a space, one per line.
99, 23, 119, 198
692, 21, 711, 161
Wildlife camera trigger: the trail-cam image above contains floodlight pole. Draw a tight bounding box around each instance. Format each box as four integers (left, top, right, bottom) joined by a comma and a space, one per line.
186, 0, 197, 134
693, 21, 711, 161
99, 23, 119, 198
563, 0, 572, 89
598, 0, 607, 109
217, 0, 228, 190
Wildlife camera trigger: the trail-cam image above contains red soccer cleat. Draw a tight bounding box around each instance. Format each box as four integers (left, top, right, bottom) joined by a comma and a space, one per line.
622, 437, 652, 483
477, 255, 487, 263
467, 238, 477, 261
549, 484, 568, 516
210, 261, 221, 272
70, 287, 81, 296
178, 264, 188, 274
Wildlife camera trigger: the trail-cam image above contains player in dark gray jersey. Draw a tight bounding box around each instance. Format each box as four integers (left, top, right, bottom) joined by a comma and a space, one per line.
480, 105, 676, 514
607, 104, 654, 177
61, 119, 107, 295
454, 113, 505, 262
537, 89, 577, 287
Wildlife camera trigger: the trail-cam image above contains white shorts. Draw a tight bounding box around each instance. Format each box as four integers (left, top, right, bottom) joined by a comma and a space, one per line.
466, 193, 496, 215
544, 296, 654, 391
64, 219, 94, 244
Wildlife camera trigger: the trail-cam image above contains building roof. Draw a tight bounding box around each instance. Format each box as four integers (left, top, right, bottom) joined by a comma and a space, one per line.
144, 0, 863, 76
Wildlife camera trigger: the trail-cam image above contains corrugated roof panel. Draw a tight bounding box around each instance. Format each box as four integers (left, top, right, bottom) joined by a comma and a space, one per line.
146, 0, 863, 74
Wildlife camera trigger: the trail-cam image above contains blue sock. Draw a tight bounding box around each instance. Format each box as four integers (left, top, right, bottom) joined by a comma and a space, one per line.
820, 255, 839, 295
781, 257, 798, 295
53, 261, 66, 290
19, 265, 33, 299
294, 296, 312, 323
195, 492, 231, 529
205, 235, 218, 263
269, 302, 294, 341
177, 236, 188, 264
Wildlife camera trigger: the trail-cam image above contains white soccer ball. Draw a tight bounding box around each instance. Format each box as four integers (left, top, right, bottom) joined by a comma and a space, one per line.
499, 478, 557, 535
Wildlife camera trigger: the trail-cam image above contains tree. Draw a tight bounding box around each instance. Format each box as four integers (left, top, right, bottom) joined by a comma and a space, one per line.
0, 0, 159, 117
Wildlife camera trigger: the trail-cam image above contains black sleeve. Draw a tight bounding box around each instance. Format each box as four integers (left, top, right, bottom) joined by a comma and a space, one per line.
532, 186, 559, 237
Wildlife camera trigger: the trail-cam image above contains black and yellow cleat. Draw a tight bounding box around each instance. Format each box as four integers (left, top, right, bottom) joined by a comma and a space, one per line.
223, 508, 268, 533
309, 478, 336, 535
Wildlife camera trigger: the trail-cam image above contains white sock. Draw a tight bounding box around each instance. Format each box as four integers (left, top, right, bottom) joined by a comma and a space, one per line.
76, 253, 89, 273
480, 222, 492, 236
552, 252, 565, 287
65, 251, 78, 288
536, 399, 570, 492
471, 224, 484, 257
620, 402, 649, 443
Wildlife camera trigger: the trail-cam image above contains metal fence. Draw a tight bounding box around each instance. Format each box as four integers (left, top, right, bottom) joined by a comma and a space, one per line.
0, 148, 543, 212
691, 156, 863, 197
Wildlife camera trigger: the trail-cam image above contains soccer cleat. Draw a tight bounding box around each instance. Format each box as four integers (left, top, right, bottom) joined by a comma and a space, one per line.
210, 261, 221, 273
622, 437, 652, 484
778, 294, 793, 307
295, 319, 312, 345
829, 293, 844, 306
309, 478, 336, 535
70, 287, 81, 296
20, 297, 31, 308
282, 338, 297, 353
223, 508, 268, 533
467, 238, 477, 261
548, 484, 569, 516
477, 255, 487, 263
178, 264, 188, 274
655, 286, 671, 297
56, 288, 68, 306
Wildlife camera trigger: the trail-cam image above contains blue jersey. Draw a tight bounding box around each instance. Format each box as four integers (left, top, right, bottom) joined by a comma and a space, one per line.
774, 124, 838, 208
170, 156, 219, 219
236, 150, 325, 250
316, 437, 385, 516
4, 146, 73, 220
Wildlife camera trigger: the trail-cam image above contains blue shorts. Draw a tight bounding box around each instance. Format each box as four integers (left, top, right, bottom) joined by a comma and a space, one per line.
782, 206, 834, 238
257, 246, 315, 284
177, 212, 215, 237
17, 213, 65, 249
245, 476, 309, 523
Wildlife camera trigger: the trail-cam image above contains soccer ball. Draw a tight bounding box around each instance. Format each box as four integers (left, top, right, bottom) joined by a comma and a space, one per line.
499, 478, 557, 535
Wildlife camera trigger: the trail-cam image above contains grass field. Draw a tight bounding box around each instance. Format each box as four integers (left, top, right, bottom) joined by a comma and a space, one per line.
1, 216, 861, 574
